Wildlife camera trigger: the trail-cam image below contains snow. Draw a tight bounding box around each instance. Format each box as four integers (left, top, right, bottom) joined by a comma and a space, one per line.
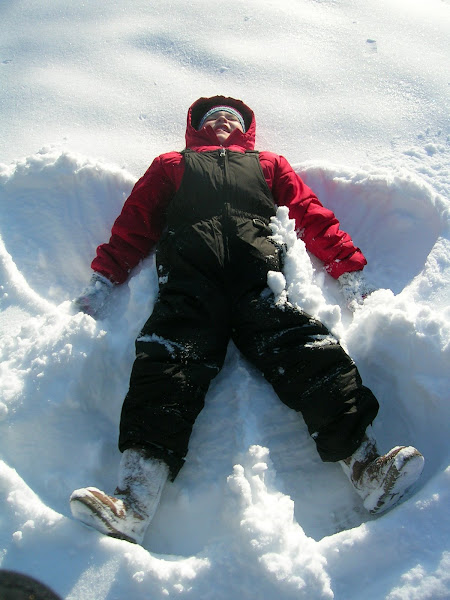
0, 0, 449, 597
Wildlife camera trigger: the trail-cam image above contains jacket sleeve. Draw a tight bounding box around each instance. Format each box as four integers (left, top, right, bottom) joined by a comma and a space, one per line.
91, 155, 177, 284
271, 155, 367, 279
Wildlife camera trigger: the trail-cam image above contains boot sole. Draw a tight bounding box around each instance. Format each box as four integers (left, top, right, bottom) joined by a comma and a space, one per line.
365, 448, 424, 515
70, 488, 137, 544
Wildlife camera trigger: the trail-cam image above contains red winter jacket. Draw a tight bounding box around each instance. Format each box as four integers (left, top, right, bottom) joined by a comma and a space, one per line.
92, 96, 366, 284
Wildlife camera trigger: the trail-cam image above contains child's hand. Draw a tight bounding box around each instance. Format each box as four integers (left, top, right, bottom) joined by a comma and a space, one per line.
73, 273, 114, 318
338, 271, 376, 311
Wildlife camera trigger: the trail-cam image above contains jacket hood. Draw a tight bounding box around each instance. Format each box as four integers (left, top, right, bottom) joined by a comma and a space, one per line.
185, 95, 256, 151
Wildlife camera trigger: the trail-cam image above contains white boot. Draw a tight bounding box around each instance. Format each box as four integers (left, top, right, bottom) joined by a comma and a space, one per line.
70, 448, 169, 544
340, 433, 424, 515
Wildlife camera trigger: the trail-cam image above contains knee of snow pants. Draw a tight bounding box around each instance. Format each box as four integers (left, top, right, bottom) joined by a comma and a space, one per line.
118, 355, 220, 479
231, 291, 379, 462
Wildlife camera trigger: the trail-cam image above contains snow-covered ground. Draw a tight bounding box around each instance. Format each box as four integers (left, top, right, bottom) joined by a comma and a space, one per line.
1, 0, 449, 598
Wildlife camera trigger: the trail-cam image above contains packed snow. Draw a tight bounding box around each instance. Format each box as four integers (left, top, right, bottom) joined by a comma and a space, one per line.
1, 0, 449, 598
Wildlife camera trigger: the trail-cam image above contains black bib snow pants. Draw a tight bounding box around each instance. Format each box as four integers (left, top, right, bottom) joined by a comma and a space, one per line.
119, 149, 379, 478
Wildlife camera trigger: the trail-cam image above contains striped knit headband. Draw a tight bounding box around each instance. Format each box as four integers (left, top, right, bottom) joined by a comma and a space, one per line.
198, 106, 246, 132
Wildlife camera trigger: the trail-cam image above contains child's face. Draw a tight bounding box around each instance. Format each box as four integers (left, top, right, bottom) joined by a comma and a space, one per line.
201, 111, 244, 143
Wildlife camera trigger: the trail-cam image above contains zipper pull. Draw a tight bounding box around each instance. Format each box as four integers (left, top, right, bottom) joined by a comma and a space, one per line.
219, 147, 226, 157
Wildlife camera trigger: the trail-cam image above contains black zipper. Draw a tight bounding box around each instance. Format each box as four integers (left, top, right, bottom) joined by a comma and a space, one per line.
218, 147, 231, 265
219, 147, 229, 208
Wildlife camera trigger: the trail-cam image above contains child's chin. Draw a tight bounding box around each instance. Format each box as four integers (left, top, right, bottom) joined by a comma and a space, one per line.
216, 134, 229, 143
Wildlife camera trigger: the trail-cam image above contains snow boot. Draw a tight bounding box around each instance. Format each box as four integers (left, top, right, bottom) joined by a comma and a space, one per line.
340, 434, 424, 515
70, 447, 169, 544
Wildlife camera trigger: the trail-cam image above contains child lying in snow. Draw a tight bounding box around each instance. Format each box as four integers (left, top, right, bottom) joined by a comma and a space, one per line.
70, 95, 424, 544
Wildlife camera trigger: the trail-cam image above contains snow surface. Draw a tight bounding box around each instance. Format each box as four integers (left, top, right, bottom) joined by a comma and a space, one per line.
1, 0, 449, 598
